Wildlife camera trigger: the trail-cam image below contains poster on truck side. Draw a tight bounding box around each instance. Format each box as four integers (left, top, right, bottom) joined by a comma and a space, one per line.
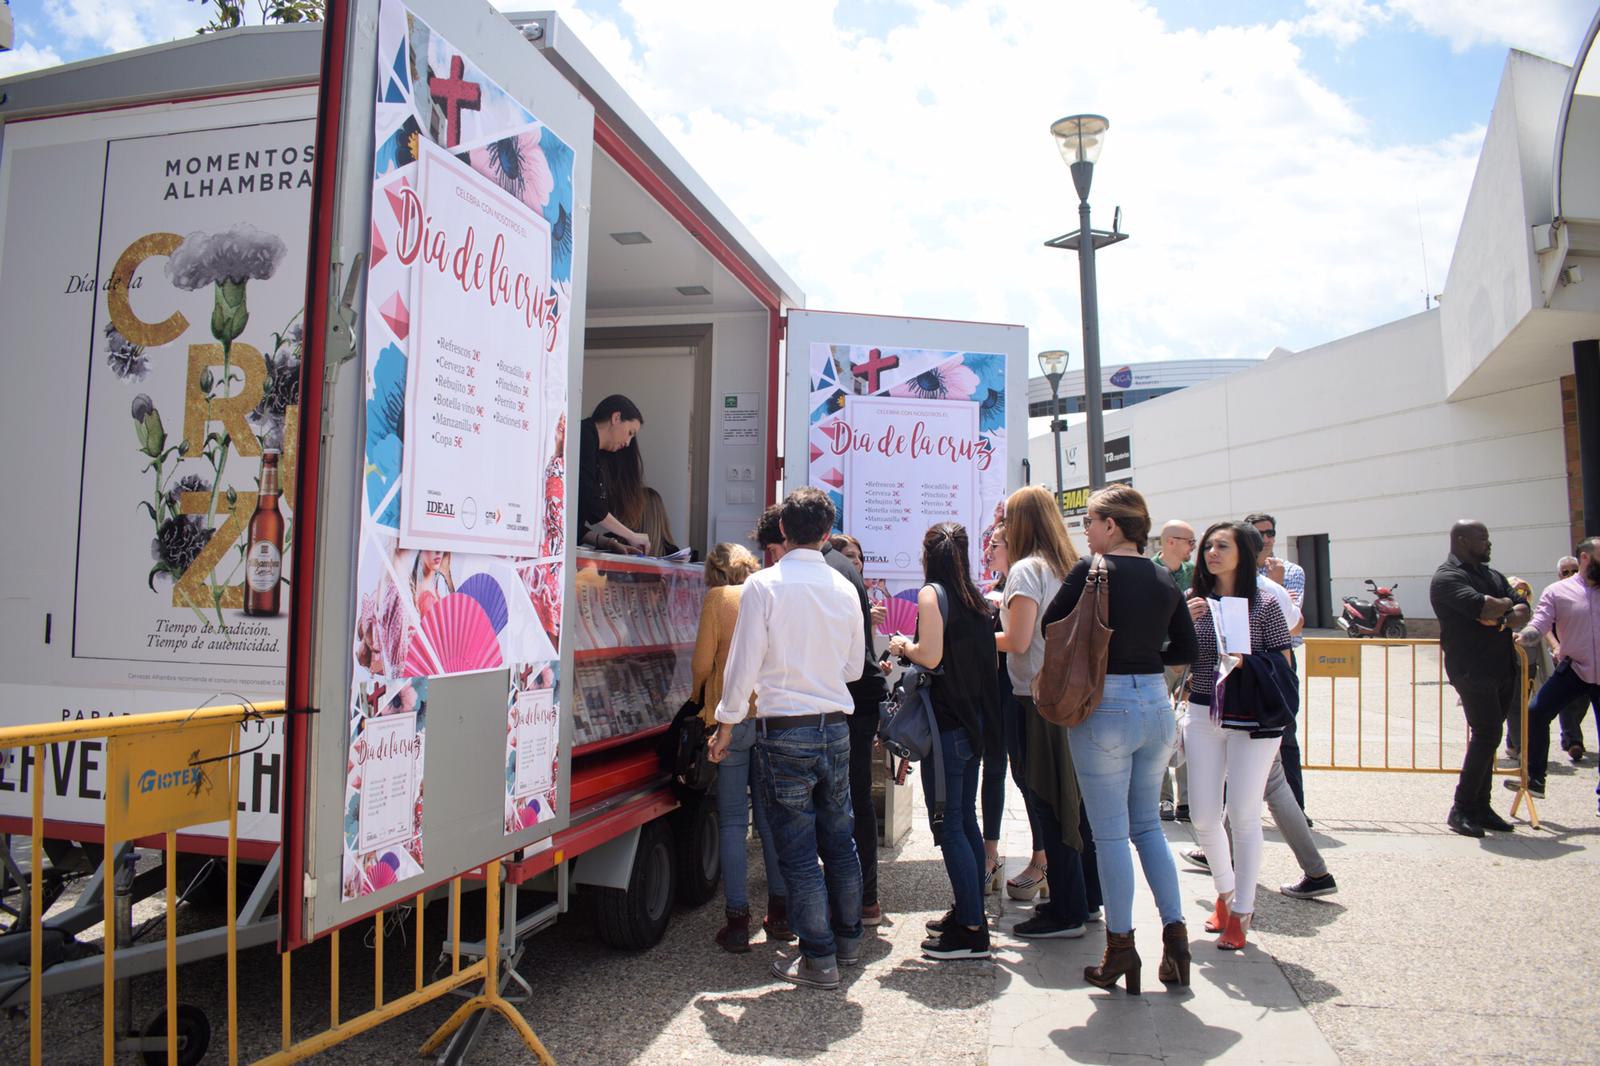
75, 122, 313, 677
807, 342, 1008, 630
343, 0, 573, 883
0, 91, 319, 844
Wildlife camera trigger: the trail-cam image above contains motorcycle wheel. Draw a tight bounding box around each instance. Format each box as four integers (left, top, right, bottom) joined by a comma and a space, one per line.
1381, 619, 1407, 639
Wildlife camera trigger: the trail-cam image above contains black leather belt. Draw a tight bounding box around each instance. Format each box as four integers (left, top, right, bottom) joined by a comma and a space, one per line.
757, 712, 849, 733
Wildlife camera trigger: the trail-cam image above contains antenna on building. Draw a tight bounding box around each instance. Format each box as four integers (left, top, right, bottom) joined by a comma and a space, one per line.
1416, 195, 1432, 311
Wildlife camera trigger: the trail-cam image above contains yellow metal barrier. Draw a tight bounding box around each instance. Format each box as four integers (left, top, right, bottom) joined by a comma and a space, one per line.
0, 702, 555, 1066
1299, 637, 1539, 827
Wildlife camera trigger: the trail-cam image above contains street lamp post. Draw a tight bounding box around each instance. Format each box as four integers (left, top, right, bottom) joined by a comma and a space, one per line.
1045, 114, 1127, 491
1037, 350, 1069, 500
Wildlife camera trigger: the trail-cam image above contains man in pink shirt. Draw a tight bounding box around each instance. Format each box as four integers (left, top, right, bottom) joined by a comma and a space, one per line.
1515, 537, 1600, 796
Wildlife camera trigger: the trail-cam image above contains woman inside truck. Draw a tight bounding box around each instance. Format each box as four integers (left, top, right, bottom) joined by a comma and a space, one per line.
577, 393, 651, 554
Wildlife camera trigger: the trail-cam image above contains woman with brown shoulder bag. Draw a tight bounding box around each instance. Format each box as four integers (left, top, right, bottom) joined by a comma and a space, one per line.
1040, 485, 1197, 992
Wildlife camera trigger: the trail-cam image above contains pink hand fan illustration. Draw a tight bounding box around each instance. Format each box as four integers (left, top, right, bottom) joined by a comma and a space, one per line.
882, 591, 919, 635
457, 572, 509, 632
403, 593, 503, 676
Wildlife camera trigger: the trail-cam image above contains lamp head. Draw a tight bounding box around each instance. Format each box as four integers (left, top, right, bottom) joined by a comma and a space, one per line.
1051, 114, 1109, 166
1037, 349, 1069, 386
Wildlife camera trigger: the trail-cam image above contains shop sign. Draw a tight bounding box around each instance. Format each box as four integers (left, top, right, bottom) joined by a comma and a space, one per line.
1304, 641, 1361, 678
1104, 435, 1131, 473
107, 720, 235, 838
1058, 477, 1133, 518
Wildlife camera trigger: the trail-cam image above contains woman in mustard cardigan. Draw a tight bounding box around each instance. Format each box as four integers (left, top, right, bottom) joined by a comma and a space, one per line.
692, 542, 790, 952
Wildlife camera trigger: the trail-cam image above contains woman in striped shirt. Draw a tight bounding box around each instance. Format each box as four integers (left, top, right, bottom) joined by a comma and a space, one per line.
1184, 522, 1293, 950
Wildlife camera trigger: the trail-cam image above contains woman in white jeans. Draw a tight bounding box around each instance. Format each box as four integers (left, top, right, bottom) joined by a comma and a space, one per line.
1184, 522, 1293, 950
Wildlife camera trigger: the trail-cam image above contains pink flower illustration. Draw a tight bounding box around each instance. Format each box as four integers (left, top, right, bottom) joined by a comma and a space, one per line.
889, 359, 980, 402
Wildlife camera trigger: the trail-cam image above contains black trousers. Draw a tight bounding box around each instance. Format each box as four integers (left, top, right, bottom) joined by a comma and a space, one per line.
847, 699, 880, 907
1451, 673, 1516, 813
1027, 784, 1102, 924
1282, 649, 1306, 809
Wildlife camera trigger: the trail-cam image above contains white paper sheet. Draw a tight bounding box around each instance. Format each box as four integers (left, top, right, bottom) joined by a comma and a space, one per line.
1217, 596, 1252, 657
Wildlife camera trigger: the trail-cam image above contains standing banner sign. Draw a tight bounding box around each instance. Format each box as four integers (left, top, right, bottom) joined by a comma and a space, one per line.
339, 0, 576, 902
790, 316, 1026, 629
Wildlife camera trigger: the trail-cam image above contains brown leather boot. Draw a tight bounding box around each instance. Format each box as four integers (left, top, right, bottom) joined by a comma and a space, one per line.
763, 896, 795, 942
715, 908, 751, 954
1084, 929, 1141, 994
1158, 921, 1191, 987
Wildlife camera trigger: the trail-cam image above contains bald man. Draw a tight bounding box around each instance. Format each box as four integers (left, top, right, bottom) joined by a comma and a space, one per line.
1154, 520, 1196, 819
1430, 521, 1529, 837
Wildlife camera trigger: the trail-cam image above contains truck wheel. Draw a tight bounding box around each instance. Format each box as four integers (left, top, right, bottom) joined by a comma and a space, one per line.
595, 819, 676, 950
140, 1004, 209, 1066
1381, 619, 1407, 639
672, 791, 721, 907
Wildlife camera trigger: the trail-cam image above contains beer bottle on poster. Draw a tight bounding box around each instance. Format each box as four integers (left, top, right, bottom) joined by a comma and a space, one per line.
245, 450, 284, 617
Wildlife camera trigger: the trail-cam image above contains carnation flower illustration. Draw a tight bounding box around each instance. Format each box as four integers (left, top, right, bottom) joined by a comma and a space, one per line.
249, 321, 303, 451
165, 224, 287, 345
126, 223, 299, 628
104, 323, 148, 381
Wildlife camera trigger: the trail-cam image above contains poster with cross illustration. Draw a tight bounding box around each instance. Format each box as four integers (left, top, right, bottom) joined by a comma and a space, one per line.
807, 341, 1008, 632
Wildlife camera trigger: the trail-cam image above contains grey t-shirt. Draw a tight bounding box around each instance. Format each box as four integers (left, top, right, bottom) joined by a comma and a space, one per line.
1004, 556, 1065, 696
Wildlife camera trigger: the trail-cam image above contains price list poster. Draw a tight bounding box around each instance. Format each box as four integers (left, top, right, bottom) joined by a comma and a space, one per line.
808, 344, 1007, 635
345, 0, 575, 898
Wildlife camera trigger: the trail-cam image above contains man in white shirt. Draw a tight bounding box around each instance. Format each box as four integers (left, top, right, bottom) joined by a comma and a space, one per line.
709, 487, 866, 990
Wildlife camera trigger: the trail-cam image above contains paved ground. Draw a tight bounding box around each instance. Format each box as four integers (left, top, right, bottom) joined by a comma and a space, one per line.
3, 670, 1598, 1064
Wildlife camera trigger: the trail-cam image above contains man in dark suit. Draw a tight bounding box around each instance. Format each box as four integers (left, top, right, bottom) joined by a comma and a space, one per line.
1430, 520, 1530, 837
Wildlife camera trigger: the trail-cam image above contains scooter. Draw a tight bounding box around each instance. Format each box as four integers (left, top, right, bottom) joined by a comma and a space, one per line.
1338, 579, 1405, 638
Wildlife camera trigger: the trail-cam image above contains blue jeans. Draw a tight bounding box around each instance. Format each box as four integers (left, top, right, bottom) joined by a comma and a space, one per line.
921, 726, 986, 927
1068, 673, 1184, 932
754, 720, 863, 960
717, 720, 785, 911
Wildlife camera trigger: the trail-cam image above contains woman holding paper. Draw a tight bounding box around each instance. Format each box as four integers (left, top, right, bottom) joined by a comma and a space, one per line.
1185, 522, 1295, 951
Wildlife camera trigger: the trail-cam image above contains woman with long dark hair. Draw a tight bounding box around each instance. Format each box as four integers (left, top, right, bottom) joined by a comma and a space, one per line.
1040, 485, 1197, 992
886, 523, 999, 960
1185, 521, 1293, 951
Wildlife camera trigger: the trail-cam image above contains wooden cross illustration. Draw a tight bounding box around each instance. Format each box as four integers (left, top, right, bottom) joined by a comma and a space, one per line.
852, 348, 899, 393
429, 55, 482, 149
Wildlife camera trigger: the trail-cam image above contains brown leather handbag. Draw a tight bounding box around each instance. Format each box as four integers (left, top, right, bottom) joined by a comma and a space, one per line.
1033, 554, 1113, 727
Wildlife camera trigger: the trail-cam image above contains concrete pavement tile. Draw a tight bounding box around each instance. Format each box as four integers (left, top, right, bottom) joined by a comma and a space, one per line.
992, 987, 1162, 1056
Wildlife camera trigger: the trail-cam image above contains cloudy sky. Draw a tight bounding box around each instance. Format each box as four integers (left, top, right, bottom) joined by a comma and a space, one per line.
4, 0, 1596, 364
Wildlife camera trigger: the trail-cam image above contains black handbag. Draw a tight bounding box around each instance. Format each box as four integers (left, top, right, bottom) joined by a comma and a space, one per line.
878, 583, 948, 815
661, 689, 717, 792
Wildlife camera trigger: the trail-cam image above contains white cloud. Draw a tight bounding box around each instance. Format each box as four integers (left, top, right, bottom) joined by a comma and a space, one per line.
1385, 0, 1592, 62
0, 42, 66, 78
1295, 0, 1389, 47
539, 0, 1496, 363
42, 0, 200, 54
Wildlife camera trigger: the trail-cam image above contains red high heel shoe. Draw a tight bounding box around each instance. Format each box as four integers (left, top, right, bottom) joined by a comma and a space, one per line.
1203, 894, 1230, 934
1217, 910, 1251, 950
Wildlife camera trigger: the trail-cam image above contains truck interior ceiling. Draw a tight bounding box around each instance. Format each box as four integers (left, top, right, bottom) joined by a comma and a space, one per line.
582, 147, 772, 559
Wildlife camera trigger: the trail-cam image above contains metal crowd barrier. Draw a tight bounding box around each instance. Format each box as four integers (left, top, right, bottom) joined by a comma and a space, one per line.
0, 703, 553, 1065
1298, 637, 1539, 827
